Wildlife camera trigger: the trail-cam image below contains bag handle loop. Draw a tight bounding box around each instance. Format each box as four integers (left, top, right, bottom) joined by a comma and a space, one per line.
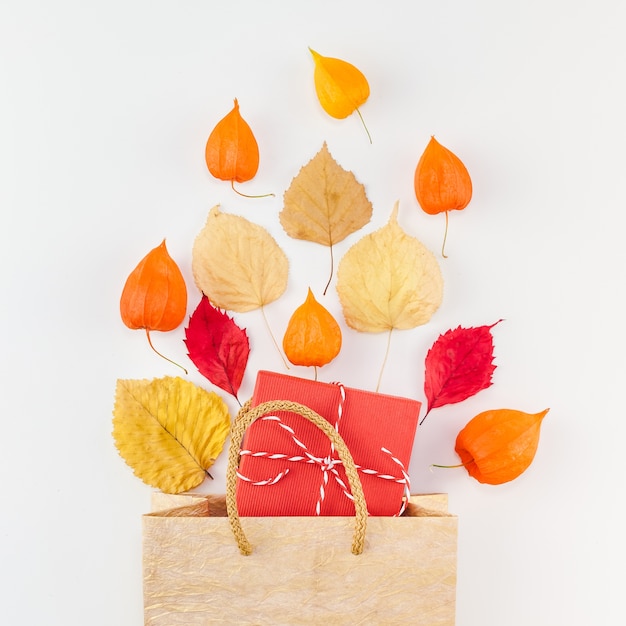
226, 399, 368, 556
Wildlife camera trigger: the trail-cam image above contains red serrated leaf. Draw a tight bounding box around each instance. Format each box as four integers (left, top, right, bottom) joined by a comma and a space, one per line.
422, 320, 502, 424
184, 295, 250, 401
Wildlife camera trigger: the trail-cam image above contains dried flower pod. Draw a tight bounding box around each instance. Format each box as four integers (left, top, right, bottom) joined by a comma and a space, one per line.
309, 48, 371, 142
205, 99, 272, 197
454, 408, 549, 485
283, 288, 342, 368
414, 136, 472, 256
414, 136, 472, 214
120, 240, 188, 371
120, 240, 187, 332
309, 48, 369, 119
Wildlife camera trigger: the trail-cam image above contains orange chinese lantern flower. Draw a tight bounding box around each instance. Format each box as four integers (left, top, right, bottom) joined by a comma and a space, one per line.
120, 239, 188, 372
283, 288, 342, 376
414, 136, 472, 257
447, 408, 549, 485
205, 98, 272, 198
309, 48, 371, 143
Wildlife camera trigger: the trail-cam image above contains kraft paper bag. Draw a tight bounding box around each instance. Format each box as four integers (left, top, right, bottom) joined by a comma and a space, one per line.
142, 400, 458, 625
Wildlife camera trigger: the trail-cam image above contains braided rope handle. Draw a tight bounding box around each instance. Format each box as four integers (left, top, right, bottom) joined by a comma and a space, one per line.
226, 399, 368, 556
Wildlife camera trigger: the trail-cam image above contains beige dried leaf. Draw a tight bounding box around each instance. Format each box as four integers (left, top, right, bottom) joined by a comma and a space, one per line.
112, 376, 231, 494
192, 205, 289, 312
281, 142, 372, 245
280, 142, 372, 292
336, 201, 443, 332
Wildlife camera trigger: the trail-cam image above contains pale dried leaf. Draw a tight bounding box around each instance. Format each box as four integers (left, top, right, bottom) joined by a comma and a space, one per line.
280, 142, 372, 246
336, 202, 443, 332
112, 376, 231, 494
192, 206, 289, 312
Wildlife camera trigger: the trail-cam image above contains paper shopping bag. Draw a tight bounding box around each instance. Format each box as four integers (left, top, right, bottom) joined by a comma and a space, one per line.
142, 400, 458, 625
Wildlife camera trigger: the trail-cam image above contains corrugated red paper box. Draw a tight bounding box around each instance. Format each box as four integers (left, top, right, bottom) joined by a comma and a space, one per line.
236, 370, 421, 516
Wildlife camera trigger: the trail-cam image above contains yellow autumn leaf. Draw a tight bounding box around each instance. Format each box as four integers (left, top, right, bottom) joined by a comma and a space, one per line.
336, 201, 444, 333
192, 205, 289, 313
280, 142, 372, 293
112, 376, 230, 494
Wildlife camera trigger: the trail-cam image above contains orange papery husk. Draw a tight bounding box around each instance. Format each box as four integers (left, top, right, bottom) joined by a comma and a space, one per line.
120, 239, 187, 332
454, 408, 549, 485
414, 136, 472, 215
205, 98, 259, 184
282, 288, 342, 367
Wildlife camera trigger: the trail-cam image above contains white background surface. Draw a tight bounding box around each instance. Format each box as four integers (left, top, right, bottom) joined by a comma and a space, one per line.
1, 1, 624, 624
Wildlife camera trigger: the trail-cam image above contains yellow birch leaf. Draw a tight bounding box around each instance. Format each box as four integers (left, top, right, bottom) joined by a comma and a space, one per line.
112, 376, 230, 494
336, 201, 444, 333
280, 142, 372, 293
192, 205, 289, 313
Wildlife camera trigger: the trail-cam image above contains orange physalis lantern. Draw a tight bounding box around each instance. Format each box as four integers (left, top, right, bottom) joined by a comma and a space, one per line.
309, 48, 371, 143
120, 239, 188, 371
205, 98, 272, 198
283, 288, 342, 374
414, 136, 472, 257
453, 408, 549, 485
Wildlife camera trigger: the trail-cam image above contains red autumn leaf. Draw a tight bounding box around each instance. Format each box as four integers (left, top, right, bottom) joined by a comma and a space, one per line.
184, 295, 250, 401
421, 320, 502, 424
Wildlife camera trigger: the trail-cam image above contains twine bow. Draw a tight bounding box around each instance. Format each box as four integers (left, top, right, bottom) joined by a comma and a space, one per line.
227, 399, 368, 556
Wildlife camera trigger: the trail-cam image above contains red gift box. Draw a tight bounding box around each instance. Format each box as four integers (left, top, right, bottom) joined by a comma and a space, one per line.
236, 370, 421, 516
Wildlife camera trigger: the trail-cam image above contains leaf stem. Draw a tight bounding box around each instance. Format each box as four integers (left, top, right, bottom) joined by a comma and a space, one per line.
223, 374, 243, 407
441, 211, 449, 258
323, 243, 334, 296
261, 305, 290, 370
355, 108, 372, 144
145, 329, 188, 374
431, 460, 472, 470
375, 328, 393, 393
419, 407, 432, 426
231, 180, 275, 199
